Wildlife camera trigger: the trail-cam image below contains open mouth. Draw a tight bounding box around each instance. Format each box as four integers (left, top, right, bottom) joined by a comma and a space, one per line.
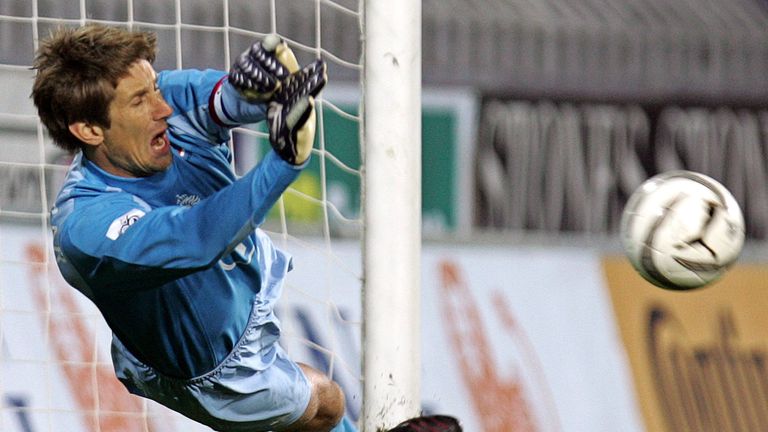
151, 130, 169, 153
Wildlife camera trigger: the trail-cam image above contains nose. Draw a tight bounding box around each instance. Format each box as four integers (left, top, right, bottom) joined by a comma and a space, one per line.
153, 93, 173, 120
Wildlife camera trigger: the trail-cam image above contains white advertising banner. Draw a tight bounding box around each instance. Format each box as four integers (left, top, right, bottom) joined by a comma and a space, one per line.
418, 246, 644, 432
0, 223, 644, 431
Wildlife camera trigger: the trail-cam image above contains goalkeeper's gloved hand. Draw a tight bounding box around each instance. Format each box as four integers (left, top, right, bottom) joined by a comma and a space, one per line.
228, 34, 300, 101
267, 59, 327, 165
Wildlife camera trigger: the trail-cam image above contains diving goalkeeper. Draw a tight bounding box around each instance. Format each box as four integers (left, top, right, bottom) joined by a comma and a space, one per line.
31, 23, 357, 432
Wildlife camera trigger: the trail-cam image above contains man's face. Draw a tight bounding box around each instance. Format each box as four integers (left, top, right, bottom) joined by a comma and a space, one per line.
96, 59, 173, 177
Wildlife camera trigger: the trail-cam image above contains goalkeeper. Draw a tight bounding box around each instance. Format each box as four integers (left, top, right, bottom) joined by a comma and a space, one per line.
31, 24, 357, 432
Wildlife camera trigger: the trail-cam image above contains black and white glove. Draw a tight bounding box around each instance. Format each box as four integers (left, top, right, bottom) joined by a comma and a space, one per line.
228, 34, 299, 101
267, 59, 327, 165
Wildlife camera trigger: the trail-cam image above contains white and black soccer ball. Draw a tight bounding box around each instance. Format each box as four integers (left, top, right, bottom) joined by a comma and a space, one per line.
620, 170, 745, 290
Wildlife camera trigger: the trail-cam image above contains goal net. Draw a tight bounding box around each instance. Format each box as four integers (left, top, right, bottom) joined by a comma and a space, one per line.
0, 1, 389, 431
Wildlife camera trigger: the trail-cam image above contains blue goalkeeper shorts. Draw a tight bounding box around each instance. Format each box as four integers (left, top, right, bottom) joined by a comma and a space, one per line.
111, 316, 311, 431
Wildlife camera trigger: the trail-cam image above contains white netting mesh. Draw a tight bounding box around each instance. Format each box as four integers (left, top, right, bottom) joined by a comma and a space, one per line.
0, 1, 363, 431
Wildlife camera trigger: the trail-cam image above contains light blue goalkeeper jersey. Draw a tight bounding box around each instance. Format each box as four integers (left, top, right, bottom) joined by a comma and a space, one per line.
51, 68, 304, 379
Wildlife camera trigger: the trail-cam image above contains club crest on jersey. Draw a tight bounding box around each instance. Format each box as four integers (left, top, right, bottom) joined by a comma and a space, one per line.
176, 194, 201, 207
106, 209, 146, 240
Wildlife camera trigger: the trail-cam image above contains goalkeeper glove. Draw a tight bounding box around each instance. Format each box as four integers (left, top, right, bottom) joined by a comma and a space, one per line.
267, 59, 327, 165
229, 34, 300, 101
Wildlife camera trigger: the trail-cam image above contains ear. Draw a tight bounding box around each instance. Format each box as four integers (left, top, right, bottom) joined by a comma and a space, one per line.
68, 122, 104, 147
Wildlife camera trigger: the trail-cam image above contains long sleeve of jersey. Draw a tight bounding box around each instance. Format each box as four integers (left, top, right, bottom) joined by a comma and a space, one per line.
55, 151, 298, 292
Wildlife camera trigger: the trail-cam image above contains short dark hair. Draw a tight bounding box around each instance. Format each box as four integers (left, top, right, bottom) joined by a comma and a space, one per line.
31, 24, 157, 152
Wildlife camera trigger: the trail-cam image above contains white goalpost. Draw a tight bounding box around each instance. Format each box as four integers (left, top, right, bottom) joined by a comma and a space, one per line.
362, 0, 422, 430
0, 1, 422, 431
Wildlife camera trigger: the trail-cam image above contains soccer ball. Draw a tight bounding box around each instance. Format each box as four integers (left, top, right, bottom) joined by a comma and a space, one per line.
620, 170, 745, 290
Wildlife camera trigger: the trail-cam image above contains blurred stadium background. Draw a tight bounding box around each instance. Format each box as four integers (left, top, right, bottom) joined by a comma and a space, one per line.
1, 1, 768, 431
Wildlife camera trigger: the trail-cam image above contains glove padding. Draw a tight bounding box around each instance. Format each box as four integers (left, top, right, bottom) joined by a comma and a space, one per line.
229, 34, 300, 101
267, 59, 327, 165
